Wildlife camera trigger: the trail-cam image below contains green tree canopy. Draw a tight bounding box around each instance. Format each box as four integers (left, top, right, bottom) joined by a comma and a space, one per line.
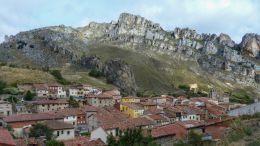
46, 140, 65, 146
68, 96, 79, 108
24, 90, 36, 101
107, 128, 158, 146
29, 123, 53, 140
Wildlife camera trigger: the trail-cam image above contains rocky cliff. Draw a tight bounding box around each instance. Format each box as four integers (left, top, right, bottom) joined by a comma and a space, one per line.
0, 13, 259, 95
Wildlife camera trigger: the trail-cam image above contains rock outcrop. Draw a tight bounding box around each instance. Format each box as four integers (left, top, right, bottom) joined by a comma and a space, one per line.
104, 59, 137, 95
240, 33, 260, 58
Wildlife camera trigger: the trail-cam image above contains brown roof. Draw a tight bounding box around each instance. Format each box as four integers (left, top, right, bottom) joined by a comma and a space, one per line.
121, 103, 144, 110
0, 128, 16, 146
82, 105, 98, 112
44, 120, 74, 130
3, 113, 63, 123
63, 136, 105, 146
151, 124, 186, 139
148, 114, 168, 121
31, 99, 68, 105
33, 84, 48, 90
48, 108, 85, 116
176, 120, 205, 129
86, 94, 113, 99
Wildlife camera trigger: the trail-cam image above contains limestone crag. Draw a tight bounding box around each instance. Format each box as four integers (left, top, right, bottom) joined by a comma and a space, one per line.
240, 33, 260, 58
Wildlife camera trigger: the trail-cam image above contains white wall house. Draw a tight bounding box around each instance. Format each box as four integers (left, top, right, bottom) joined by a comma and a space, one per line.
45, 120, 75, 140
57, 87, 66, 98
91, 127, 109, 144
69, 88, 79, 97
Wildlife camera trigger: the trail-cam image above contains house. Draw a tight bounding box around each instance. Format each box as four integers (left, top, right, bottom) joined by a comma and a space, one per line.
140, 101, 157, 110
45, 120, 75, 140
146, 114, 169, 126
150, 124, 180, 146
120, 103, 144, 118
69, 84, 102, 98
0, 101, 12, 116
63, 136, 105, 146
91, 127, 109, 144
85, 95, 114, 107
29, 99, 69, 113
33, 84, 49, 97
189, 83, 198, 93
121, 96, 141, 103
152, 96, 167, 104
3, 113, 63, 137
48, 84, 66, 98
0, 128, 16, 146
103, 89, 121, 102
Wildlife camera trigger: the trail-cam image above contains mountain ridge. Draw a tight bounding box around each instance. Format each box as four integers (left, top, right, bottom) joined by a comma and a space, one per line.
0, 13, 259, 96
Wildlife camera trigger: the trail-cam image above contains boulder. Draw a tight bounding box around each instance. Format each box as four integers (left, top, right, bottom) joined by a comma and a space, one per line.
240, 33, 260, 58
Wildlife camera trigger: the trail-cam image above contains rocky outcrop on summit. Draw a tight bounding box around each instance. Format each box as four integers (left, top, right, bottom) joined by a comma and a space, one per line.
0, 25, 86, 67
218, 33, 235, 48
240, 33, 260, 58
104, 59, 137, 95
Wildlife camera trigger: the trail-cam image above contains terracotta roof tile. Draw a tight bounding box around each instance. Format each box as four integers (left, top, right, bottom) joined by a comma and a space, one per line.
44, 120, 74, 130
30, 99, 68, 105
0, 128, 16, 146
63, 136, 105, 146
3, 113, 63, 123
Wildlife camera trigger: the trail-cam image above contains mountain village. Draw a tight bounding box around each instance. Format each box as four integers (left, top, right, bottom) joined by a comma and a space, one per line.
1, 82, 254, 146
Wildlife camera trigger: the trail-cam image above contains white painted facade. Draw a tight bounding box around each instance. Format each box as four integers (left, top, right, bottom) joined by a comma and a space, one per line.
0, 101, 12, 116
91, 127, 109, 144
57, 87, 66, 98
63, 116, 77, 126
53, 128, 75, 140
181, 114, 200, 121
69, 88, 79, 97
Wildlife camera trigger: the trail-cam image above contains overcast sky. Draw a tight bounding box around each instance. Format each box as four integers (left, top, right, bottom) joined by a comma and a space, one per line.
0, 0, 259, 43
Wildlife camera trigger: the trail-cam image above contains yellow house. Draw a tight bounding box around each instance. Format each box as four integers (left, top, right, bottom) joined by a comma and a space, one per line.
121, 96, 140, 103
120, 103, 144, 118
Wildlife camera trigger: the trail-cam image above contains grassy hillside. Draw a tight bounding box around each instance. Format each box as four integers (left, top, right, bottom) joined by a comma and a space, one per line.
0, 66, 56, 84
0, 64, 114, 90
84, 44, 259, 97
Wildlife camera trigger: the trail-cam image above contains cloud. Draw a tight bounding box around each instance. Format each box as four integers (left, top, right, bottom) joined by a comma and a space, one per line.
0, 0, 259, 43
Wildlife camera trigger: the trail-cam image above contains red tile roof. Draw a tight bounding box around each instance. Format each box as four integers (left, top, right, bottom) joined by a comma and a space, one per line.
86, 94, 113, 99
176, 120, 205, 129
148, 114, 167, 121
44, 120, 74, 130
0, 128, 16, 146
33, 84, 48, 90
30, 99, 68, 105
3, 113, 63, 123
151, 124, 186, 139
47, 108, 85, 116
63, 136, 105, 146
121, 103, 144, 110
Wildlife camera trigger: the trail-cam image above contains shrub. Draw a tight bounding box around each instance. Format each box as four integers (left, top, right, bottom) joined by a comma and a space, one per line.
88, 69, 103, 78
29, 123, 53, 140
49, 70, 70, 85
178, 84, 190, 91
24, 90, 36, 101
0, 81, 7, 94
46, 140, 65, 146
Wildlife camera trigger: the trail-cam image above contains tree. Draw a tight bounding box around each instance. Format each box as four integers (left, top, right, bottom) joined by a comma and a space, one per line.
0, 80, 7, 94
68, 97, 79, 108
29, 123, 53, 140
24, 90, 36, 101
187, 130, 203, 146
49, 70, 69, 85
107, 128, 158, 146
46, 140, 65, 146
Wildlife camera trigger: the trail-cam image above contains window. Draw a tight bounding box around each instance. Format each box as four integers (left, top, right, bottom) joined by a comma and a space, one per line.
67, 131, 70, 135
57, 131, 60, 136
61, 131, 64, 134
73, 122, 75, 125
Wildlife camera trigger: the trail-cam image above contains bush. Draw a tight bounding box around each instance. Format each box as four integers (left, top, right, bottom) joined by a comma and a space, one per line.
0, 81, 7, 94
88, 69, 103, 78
46, 140, 65, 146
230, 94, 254, 104
178, 84, 190, 91
49, 70, 70, 85
29, 123, 53, 140
24, 90, 36, 101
